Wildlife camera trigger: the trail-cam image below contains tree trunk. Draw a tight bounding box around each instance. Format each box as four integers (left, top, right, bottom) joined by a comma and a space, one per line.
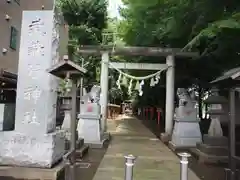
198, 87, 203, 119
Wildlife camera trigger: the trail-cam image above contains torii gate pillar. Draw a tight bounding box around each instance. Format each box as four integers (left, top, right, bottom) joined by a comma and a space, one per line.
100, 52, 109, 133
162, 55, 175, 141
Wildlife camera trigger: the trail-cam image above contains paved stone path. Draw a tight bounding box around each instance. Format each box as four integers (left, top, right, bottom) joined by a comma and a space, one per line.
93, 116, 200, 180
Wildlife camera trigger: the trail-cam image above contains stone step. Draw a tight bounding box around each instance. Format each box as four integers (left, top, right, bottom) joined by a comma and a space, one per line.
190, 148, 228, 164
76, 144, 89, 159
77, 138, 85, 149
65, 138, 85, 151
196, 143, 228, 156
203, 134, 228, 146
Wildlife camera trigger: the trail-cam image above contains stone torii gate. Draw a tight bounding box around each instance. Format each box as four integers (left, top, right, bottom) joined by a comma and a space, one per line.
78, 45, 198, 139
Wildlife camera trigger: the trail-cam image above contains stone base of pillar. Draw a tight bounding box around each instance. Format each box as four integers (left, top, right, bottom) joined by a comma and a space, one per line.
160, 133, 171, 143
0, 130, 65, 168
190, 134, 228, 164
103, 132, 110, 141
0, 162, 65, 180
64, 136, 84, 150
169, 119, 202, 149
78, 114, 110, 148
86, 132, 110, 149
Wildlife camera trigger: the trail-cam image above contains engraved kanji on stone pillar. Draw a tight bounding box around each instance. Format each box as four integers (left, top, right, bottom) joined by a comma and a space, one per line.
15, 11, 59, 135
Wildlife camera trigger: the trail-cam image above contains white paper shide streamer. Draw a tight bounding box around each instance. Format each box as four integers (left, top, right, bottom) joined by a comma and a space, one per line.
128, 79, 133, 95
111, 63, 167, 96
139, 80, 144, 96
116, 73, 122, 89
134, 81, 139, 90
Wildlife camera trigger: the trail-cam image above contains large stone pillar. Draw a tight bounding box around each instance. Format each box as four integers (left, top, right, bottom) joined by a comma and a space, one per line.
100, 52, 109, 133
0, 10, 65, 168
164, 55, 175, 135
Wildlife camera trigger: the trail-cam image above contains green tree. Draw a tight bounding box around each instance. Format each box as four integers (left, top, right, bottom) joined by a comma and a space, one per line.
59, 0, 108, 84
120, 0, 240, 82
118, 0, 240, 109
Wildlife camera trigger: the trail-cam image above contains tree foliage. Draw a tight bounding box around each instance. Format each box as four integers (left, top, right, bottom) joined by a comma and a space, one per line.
120, 0, 240, 77
59, 0, 126, 102
59, 0, 107, 84
118, 0, 240, 107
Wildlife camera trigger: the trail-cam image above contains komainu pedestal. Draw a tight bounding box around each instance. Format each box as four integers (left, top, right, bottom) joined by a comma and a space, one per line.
169, 88, 202, 150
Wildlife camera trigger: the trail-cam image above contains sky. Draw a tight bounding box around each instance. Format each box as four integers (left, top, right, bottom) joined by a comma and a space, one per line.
108, 0, 123, 18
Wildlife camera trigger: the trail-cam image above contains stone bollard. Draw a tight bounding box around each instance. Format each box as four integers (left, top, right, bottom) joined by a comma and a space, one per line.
178, 152, 191, 180
124, 155, 137, 180
225, 168, 239, 180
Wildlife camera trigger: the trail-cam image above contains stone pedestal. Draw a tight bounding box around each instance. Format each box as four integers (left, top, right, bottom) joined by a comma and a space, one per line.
191, 134, 228, 164
78, 114, 106, 148
77, 85, 110, 148
169, 119, 202, 149
169, 97, 202, 149
0, 130, 65, 168
160, 133, 171, 143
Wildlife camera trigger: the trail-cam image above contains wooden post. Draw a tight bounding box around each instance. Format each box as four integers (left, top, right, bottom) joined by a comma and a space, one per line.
70, 81, 77, 180
229, 88, 236, 180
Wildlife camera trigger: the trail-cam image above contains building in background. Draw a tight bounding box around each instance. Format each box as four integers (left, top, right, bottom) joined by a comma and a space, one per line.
0, 0, 22, 74
0, 0, 68, 75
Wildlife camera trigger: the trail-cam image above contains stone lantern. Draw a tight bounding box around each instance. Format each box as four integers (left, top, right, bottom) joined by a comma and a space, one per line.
194, 89, 229, 163
47, 55, 87, 164
204, 89, 228, 137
